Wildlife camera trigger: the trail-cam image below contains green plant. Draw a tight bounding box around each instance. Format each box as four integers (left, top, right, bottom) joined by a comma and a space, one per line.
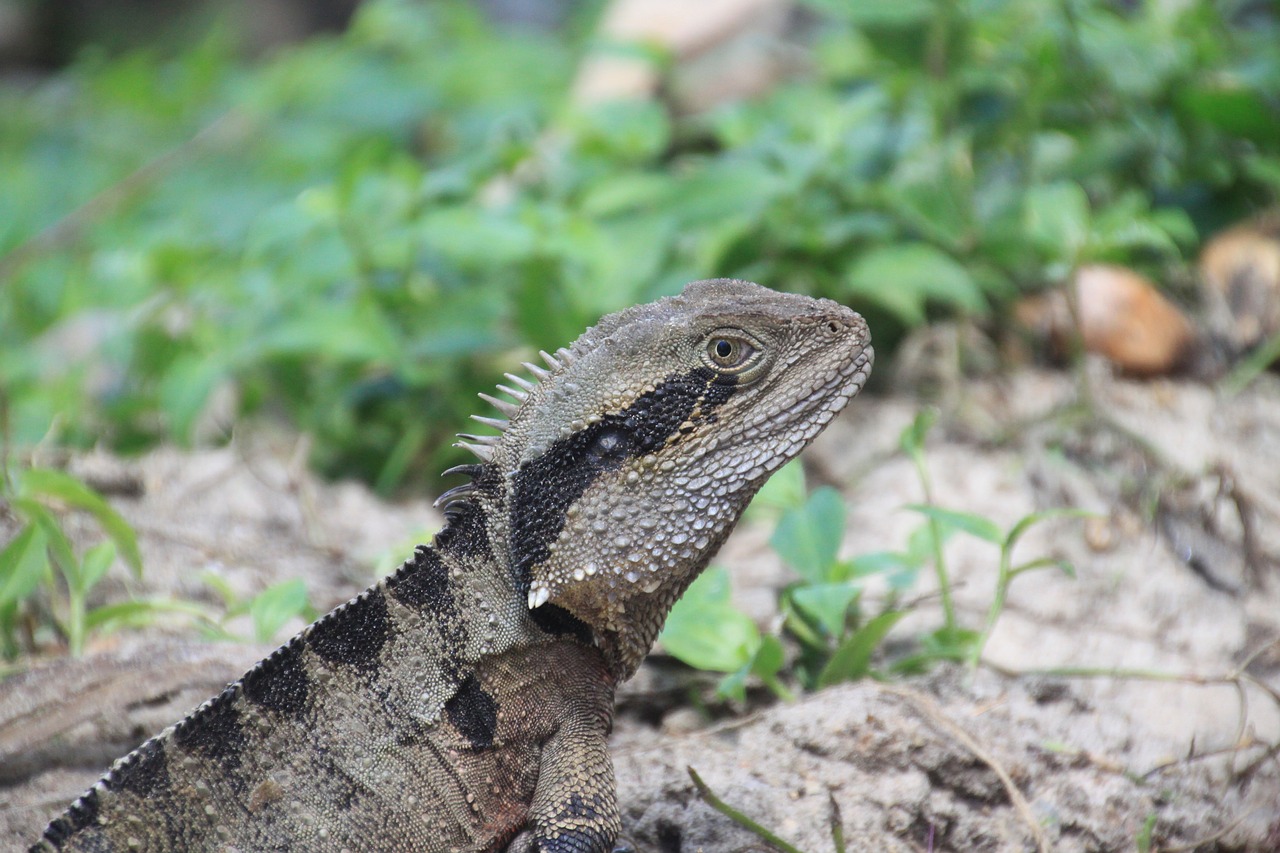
659, 566, 791, 702
906, 502, 1086, 670
202, 574, 319, 644
0, 467, 150, 657
1135, 812, 1158, 853
0, 457, 318, 656
662, 409, 1084, 697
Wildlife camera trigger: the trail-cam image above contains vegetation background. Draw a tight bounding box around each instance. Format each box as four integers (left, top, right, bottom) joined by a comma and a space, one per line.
3, 0, 1276, 492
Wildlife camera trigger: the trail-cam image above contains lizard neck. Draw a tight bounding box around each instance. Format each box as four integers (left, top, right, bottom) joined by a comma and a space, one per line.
561, 529, 731, 683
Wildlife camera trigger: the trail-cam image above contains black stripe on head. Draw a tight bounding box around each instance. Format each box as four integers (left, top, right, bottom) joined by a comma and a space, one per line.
241, 637, 311, 718
172, 685, 246, 775
106, 739, 169, 798
444, 674, 498, 750
307, 588, 390, 673
509, 366, 737, 593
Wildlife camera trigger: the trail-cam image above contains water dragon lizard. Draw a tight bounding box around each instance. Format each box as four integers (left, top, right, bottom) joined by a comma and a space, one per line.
34, 278, 872, 852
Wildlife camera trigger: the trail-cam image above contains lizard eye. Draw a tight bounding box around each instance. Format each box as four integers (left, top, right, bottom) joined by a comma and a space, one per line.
701, 330, 765, 377
710, 338, 746, 365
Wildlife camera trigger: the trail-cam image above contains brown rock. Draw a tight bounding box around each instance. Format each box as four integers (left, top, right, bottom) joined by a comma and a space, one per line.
1014, 265, 1196, 375
570, 0, 796, 113
1199, 214, 1280, 356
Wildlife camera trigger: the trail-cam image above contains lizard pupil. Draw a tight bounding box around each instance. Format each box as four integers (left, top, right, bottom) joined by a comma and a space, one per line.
715, 339, 734, 359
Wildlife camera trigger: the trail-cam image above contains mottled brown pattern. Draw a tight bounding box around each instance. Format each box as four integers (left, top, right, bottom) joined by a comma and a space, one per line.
35, 280, 871, 852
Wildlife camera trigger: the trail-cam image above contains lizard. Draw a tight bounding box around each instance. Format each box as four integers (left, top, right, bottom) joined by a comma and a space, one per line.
33, 278, 873, 853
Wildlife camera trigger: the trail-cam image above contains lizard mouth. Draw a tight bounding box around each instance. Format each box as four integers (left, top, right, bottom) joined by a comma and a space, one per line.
745, 339, 874, 444
800, 344, 874, 430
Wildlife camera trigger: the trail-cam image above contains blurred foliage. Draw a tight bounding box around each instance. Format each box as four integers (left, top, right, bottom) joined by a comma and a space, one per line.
1, 0, 1277, 489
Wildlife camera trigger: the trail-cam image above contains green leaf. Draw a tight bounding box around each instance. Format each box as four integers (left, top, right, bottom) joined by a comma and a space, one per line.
906, 522, 952, 563
847, 550, 916, 577
0, 524, 50, 609
1005, 508, 1093, 550
1178, 85, 1280, 141
846, 550, 921, 590
661, 567, 760, 673
579, 172, 675, 218
1010, 557, 1076, 580
881, 144, 975, 251
79, 542, 117, 595
12, 498, 80, 586
158, 353, 227, 442
418, 208, 538, 270
899, 409, 935, 459
716, 662, 751, 703
790, 582, 859, 638
19, 469, 143, 576
1244, 155, 1280, 192
817, 610, 905, 688
750, 634, 786, 681
921, 625, 981, 661
1224, 328, 1280, 396
803, 0, 932, 26
200, 571, 241, 611
570, 100, 672, 163
719, 635, 791, 702
770, 487, 846, 583
905, 504, 1003, 545
85, 598, 213, 633
1024, 182, 1091, 262
249, 579, 312, 644
252, 302, 399, 364
1136, 812, 1158, 853
846, 244, 986, 326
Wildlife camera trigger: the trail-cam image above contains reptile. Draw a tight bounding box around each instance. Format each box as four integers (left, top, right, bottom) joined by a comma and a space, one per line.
34, 278, 872, 852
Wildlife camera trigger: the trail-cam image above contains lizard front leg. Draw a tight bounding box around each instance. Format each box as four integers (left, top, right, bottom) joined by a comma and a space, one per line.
506, 714, 620, 853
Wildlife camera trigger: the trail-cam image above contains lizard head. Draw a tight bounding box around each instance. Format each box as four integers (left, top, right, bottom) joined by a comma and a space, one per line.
452, 279, 872, 677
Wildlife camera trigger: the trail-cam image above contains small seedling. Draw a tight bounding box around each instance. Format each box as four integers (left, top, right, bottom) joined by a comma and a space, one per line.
1, 467, 144, 657
202, 573, 319, 644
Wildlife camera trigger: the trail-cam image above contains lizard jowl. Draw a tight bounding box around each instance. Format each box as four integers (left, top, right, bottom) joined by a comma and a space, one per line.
35, 279, 873, 853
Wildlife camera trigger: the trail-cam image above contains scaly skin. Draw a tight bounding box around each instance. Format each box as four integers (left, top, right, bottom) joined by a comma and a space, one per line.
35, 279, 872, 852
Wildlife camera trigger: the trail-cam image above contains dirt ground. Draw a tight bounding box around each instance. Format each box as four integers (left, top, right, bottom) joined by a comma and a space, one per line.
2, 362, 1279, 851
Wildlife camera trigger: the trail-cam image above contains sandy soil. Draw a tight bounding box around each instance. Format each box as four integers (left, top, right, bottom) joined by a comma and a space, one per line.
2, 364, 1278, 851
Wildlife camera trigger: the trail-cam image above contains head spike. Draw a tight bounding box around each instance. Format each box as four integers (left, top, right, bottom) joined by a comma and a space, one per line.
494, 384, 529, 403
432, 483, 477, 509
478, 392, 521, 417
504, 372, 537, 392
539, 350, 562, 370
523, 361, 551, 381
469, 414, 510, 431
555, 347, 574, 364
440, 463, 484, 479
456, 433, 500, 445
455, 441, 495, 462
